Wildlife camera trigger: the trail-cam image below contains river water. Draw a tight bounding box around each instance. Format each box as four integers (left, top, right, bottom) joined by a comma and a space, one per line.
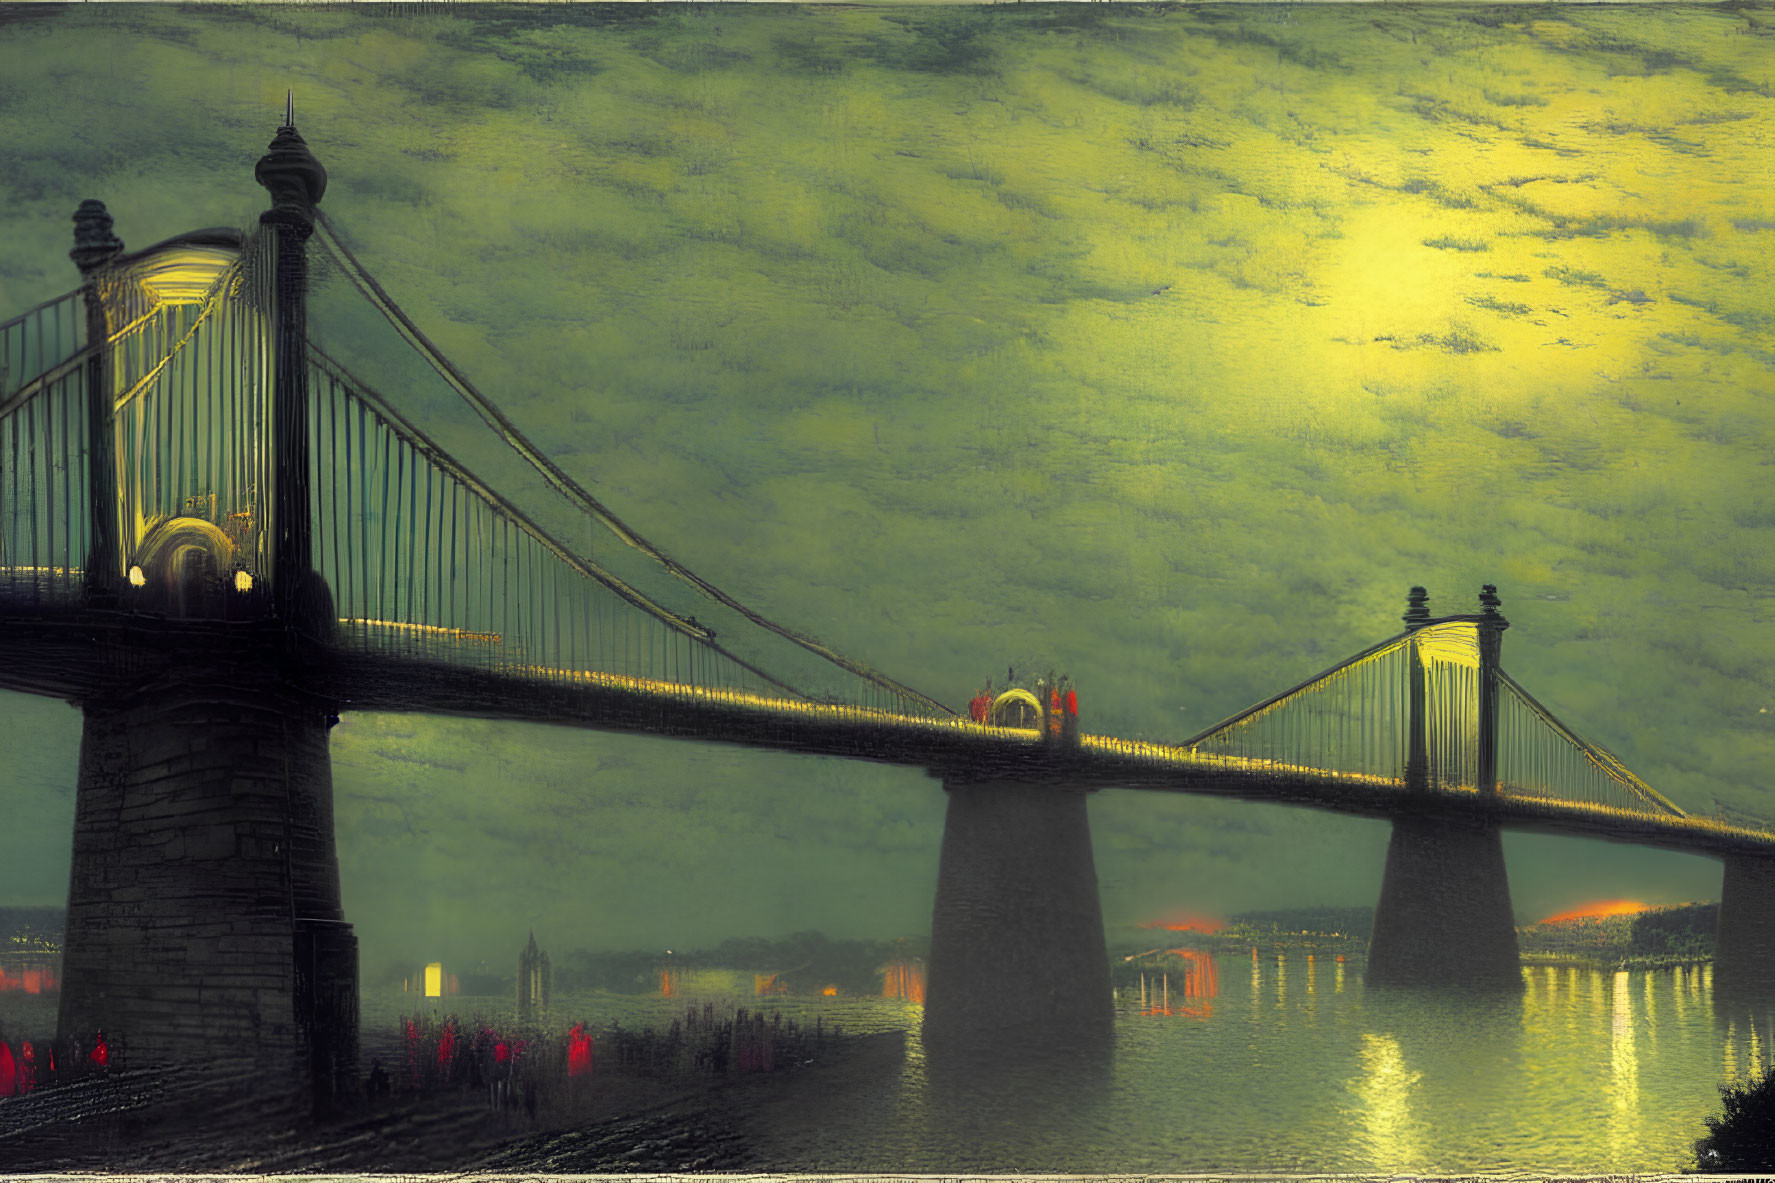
367, 954, 1775, 1174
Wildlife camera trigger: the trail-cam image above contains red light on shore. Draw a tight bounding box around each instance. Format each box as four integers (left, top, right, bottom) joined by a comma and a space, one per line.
567, 1023, 593, 1077
0, 965, 57, 994
1143, 912, 1224, 934
1539, 899, 1649, 925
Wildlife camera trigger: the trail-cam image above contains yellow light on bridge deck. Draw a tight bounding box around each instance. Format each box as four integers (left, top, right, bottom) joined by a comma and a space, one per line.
234, 570, 253, 592
424, 962, 443, 998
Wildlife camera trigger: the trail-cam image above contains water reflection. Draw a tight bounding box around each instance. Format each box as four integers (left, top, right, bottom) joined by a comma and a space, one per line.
1750, 1017, 1763, 1081
1609, 971, 1640, 1163
1349, 1032, 1422, 1171
1250, 952, 1261, 1018
1715, 991, 1775, 1088
1644, 970, 1656, 1049
1139, 951, 1216, 1019
922, 1028, 1113, 1168
345, 953, 1765, 1173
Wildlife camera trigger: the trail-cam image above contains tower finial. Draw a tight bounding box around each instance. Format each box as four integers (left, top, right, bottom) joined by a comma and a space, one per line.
1478, 584, 1506, 628
257, 101, 327, 225
1403, 586, 1431, 630
70, 199, 125, 275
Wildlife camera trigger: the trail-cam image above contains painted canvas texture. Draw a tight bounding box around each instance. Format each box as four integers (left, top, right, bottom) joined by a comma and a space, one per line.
1, 1, 1774, 1173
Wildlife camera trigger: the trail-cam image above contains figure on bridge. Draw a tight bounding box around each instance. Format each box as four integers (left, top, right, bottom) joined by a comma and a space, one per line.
969, 678, 994, 724
1061, 675, 1079, 746
1036, 667, 1050, 742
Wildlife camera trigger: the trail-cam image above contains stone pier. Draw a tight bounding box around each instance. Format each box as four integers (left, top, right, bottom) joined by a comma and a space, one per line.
1366, 813, 1521, 989
57, 639, 357, 1107
923, 778, 1113, 1063
1715, 855, 1775, 998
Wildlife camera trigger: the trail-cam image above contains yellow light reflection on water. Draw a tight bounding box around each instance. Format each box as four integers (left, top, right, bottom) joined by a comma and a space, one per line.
424, 962, 442, 998
1352, 1032, 1421, 1172
1608, 970, 1640, 1163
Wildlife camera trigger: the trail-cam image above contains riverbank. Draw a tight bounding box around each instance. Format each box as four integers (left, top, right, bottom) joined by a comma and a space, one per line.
0, 1028, 902, 1172
1521, 951, 1712, 973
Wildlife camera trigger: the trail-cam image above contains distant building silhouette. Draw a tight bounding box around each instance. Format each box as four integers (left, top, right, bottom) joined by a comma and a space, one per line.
517, 931, 551, 1022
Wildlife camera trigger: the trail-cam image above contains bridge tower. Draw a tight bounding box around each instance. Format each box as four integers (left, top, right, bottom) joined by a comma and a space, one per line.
923, 775, 1114, 1065
56, 105, 358, 1110
69, 199, 125, 605
1365, 586, 1522, 989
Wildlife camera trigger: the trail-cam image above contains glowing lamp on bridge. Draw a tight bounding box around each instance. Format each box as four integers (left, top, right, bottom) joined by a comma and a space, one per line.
234, 570, 253, 592
424, 962, 443, 998
989, 689, 1042, 729
127, 566, 145, 587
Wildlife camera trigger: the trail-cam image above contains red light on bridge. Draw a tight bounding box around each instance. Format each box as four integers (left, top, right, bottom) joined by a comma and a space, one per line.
1539, 899, 1649, 925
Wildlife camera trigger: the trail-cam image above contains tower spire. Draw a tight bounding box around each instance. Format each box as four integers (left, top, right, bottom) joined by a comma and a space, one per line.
285, 89, 295, 130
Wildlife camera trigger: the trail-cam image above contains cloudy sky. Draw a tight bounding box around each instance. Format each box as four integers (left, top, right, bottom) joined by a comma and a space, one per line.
1, 2, 1770, 976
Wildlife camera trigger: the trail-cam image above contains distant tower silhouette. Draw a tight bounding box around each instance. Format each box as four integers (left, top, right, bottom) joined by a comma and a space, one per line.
517, 930, 551, 1022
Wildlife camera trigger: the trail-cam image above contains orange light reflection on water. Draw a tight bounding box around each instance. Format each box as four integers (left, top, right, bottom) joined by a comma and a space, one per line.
1142, 949, 1219, 1019
882, 961, 925, 1003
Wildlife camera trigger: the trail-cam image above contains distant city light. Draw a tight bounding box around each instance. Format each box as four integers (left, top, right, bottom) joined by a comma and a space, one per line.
234, 569, 253, 592
127, 566, 145, 587
424, 962, 443, 998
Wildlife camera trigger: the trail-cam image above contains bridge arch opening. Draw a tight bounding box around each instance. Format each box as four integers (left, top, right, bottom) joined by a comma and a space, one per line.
132, 516, 241, 617
989, 689, 1041, 729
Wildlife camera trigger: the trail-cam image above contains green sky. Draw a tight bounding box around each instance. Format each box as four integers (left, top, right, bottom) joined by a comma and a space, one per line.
1, 2, 1771, 975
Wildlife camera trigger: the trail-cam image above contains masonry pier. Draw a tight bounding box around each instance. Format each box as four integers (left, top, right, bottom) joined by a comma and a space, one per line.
57, 634, 358, 1106
1715, 855, 1775, 997
1366, 813, 1521, 988
923, 777, 1113, 1063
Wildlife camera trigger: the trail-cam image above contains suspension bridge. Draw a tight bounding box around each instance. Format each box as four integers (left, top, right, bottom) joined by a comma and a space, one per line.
3, 112, 1773, 1104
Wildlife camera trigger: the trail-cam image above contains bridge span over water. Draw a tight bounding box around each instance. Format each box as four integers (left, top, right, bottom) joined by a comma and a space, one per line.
4, 112, 1772, 1107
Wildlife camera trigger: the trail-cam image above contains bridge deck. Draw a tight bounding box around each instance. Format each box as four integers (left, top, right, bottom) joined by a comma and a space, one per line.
5, 605, 1770, 860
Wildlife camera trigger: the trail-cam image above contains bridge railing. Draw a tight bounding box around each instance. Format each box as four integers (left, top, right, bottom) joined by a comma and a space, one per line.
1495, 672, 1684, 818
0, 288, 85, 414
306, 211, 956, 721
0, 355, 91, 608
304, 346, 807, 705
